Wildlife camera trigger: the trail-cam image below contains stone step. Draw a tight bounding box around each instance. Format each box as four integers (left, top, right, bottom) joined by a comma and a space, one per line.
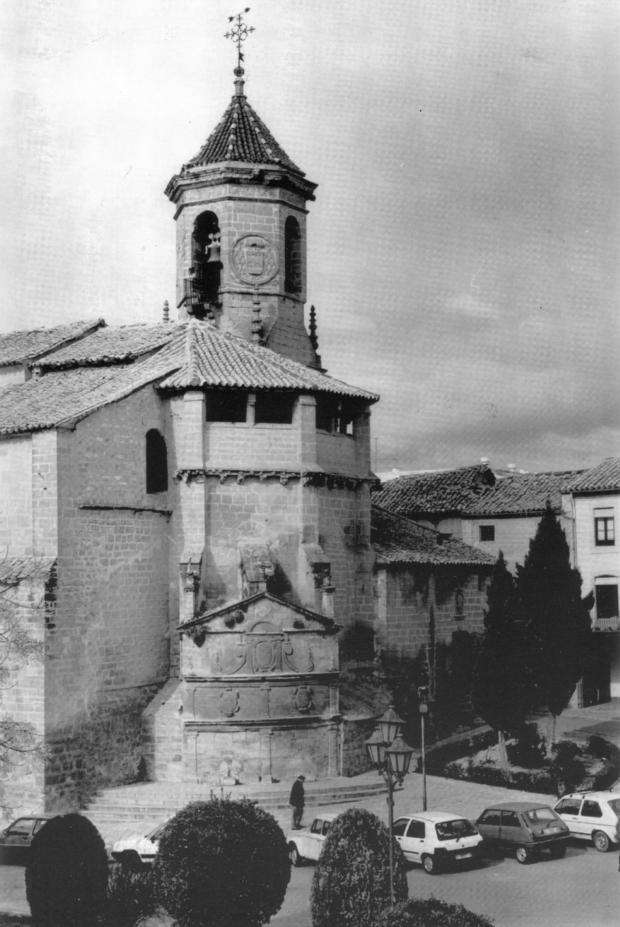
84, 776, 387, 826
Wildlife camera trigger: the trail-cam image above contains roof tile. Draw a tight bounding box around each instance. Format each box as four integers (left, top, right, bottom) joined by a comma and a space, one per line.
563, 458, 620, 494
0, 319, 376, 435
0, 319, 104, 366
465, 470, 584, 516
186, 93, 302, 173
372, 505, 494, 567
372, 465, 495, 517
36, 323, 178, 369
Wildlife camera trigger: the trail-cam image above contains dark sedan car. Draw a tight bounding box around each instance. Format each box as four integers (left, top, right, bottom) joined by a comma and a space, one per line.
476, 802, 569, 864
0, 816, 52, 865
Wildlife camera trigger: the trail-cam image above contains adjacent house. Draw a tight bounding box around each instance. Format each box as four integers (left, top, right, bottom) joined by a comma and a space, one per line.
563, 458, 620, 702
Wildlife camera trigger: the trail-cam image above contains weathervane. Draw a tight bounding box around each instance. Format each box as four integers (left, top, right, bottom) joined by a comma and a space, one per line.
225, 7, 255, 71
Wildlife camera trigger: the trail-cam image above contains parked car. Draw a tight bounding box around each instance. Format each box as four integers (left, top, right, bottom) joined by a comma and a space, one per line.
392, 811, 483, 874
287, 813, 336, 866
0, 815, 53, 865
476, 802, 569, 863
111, 821, 169, 869
553, 790, 620, 852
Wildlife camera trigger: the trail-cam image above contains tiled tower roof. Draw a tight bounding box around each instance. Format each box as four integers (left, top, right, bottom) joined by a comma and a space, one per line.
185, 91, 302, 174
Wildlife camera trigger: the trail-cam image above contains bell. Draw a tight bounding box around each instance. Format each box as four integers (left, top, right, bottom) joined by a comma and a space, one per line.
205, 232, 221, 265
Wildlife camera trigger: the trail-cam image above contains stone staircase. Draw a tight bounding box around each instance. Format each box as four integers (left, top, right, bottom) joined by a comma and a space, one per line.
85, 774, 387, 843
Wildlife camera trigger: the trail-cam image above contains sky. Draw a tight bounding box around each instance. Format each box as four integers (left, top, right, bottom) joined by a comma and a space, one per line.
1, 0, 618, 474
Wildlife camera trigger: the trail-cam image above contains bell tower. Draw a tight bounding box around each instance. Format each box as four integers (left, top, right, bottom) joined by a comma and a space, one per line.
165, 11, 319, 366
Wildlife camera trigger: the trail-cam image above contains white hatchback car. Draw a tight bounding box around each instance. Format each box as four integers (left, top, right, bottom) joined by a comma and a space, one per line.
287, 813, 336, 866
553, 791, 620, 852
111, 820, 169, 868
392, 811, 483, 874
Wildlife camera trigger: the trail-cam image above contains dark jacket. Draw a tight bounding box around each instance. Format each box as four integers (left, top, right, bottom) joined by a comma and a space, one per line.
289, 779, 305, 807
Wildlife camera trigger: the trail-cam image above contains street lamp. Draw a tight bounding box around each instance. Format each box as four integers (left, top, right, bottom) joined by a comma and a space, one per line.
365, 705, 414, 904
418, 686, 429, 812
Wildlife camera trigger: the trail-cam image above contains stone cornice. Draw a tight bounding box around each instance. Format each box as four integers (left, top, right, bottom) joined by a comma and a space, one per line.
166, 163, 316, 206
175, 467, 377, 490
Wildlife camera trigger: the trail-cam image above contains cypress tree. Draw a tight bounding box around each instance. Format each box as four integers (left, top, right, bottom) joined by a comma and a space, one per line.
514, 502, 592, 741
472, 552, 531, 768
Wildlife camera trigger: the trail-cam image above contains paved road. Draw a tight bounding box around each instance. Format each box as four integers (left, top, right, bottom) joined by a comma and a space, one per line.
2, 772, 619, 925
272, 840, 619, 927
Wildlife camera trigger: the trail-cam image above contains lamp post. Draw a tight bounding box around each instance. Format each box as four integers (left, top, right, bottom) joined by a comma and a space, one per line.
365, 705, 414, 904
417, 686, 429, 812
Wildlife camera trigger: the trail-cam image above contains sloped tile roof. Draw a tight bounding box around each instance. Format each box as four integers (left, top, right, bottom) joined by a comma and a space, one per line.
0, 319, 104, 366
185, 92, 302, 173
563, 457, 620, 494
464, 469, 584, 516
0, 556, 56, 585
36, 323, 178, 369
157, 320, 377, 400
372, 465, 496, 517
372, 505, 494, 567
0, 353, 178, 436
0, 320, 376, 435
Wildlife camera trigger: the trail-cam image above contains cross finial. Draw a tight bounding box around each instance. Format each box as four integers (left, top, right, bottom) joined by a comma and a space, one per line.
225, 7, 255, 92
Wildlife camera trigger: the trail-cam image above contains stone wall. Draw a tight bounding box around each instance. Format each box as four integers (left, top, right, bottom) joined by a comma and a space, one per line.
0, 572, 47, 823
44, 386, 171, 807
374, 566, 488, 660
0, 435, 33, 556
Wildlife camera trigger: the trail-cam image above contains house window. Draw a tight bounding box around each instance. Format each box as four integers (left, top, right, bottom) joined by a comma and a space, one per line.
479, 525, 495, 542
146, 429, 167, 493
206, 389, 247, 422
254, 391, 295, 424
595, 584, 618, 621
594, 509, 615, 546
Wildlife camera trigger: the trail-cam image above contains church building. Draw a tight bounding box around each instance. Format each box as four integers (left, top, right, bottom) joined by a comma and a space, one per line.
0, 37, 491, 818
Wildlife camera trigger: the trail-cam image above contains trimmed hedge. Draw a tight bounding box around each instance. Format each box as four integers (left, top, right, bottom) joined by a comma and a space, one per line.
311, 808, 407, 927
105, 864, 157, 927
375, 897, 494, 927
154, 798, 290, 927
25, 813, 108, 927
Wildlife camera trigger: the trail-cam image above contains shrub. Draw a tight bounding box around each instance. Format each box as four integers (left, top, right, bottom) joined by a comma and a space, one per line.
25, 813, 108, 927
105, 864, 157, 927
586, 734, 613, 760
154, 798, 290, 927
375, 897, 494, 927
549, 741, 586, 796
311, 807, 407, 927
443, 759, 555, 794
506, 723, 547, 768
424, 728, 496, 774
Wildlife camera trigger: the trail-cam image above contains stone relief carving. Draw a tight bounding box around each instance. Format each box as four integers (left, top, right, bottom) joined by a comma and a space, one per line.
231, 234, 278, 286
219, 688, 240, 717
293, 686, 313, 713
212, 632, 315, 676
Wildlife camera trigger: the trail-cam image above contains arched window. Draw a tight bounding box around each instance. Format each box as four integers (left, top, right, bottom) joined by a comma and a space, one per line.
146, 429, 168, 494
191, 211, 221, 312
284, 216, 302, 294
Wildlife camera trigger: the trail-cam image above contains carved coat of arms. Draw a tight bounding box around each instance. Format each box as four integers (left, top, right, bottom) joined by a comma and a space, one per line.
231, 234, 278, 285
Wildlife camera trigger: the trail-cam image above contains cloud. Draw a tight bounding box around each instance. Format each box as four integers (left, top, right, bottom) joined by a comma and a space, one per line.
444, 293, 498, 320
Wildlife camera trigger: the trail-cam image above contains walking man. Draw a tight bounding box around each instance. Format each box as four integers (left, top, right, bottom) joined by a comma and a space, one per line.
289, 774, 305, 829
